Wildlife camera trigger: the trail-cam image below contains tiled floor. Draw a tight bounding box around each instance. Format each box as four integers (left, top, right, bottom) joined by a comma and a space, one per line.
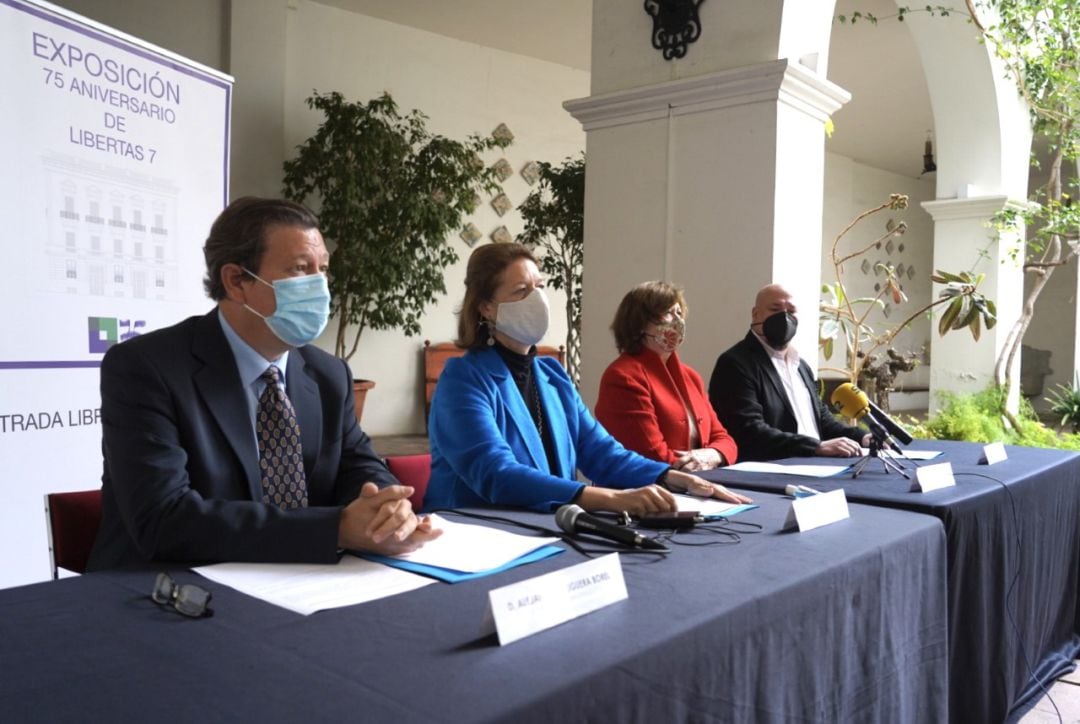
1019, 662, 1080, 723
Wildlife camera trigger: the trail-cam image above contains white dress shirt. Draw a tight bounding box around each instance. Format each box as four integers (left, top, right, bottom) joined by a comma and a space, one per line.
753, 332, 820, 440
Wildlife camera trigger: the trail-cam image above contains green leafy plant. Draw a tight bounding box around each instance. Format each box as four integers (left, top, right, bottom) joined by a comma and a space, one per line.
919, 386, 1080, 449
820, 194, 997, 403
839, 1, 1080, 433
517, 154, 585, 385
283, 91, 508, 361
1046, 375, 1080, 432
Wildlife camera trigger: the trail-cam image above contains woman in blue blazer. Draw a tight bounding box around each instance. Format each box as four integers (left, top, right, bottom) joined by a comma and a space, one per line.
426, 243, 751, 514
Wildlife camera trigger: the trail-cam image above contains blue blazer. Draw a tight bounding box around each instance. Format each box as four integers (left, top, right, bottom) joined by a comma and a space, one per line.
88, 310, 397, 570
426, 347, 668, 511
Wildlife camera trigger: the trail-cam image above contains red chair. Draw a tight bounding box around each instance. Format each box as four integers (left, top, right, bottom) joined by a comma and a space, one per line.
44, 489, 103, 578
385, 454, 431, 512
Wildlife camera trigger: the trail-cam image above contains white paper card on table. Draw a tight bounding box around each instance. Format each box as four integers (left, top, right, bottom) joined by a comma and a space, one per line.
193, 556, 435, 615
485, 553, 627, 646
980, 441, 1008, 465
672, 493, 743, 517
389, 514, 559, 573
725, 461, 850, 478
861, 447, 943, 461
911, 462, 956, 493
782, 488, 849, 532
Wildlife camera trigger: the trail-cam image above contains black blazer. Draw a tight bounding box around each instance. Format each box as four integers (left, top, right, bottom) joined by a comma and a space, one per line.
708, 331, 862, 461
88, 310, 396, 570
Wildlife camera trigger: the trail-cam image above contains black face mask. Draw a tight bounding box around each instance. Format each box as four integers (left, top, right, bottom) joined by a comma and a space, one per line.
760, 311, 798, 349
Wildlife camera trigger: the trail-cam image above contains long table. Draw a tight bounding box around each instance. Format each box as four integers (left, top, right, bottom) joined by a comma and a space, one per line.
703, 439, 1080, 723
0, 494, 947, 723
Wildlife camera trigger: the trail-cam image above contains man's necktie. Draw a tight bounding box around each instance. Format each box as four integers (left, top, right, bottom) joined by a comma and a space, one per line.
256, 366, 308, 509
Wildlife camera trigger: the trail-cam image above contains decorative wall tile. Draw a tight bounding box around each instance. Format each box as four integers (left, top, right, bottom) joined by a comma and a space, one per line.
520, 161, 540, 186
860, 258, 871, 275
907, 265, 916, 280
491, 193, 512, 217
460, 223, 481, 247
491, 158, 513, 182
885, 239, 895, 255
491, 225, 512, 244
492, 123, 514, 144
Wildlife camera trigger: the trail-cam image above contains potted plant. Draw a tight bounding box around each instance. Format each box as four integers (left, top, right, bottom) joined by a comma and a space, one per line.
518, 154, 585, 385
283, 91, 508, 418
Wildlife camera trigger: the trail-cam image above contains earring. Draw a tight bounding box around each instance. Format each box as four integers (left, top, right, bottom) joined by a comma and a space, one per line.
481, 318, 495, 346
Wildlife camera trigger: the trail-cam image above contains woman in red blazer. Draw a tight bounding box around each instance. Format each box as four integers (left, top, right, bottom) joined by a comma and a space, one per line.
596, 282, 738, 471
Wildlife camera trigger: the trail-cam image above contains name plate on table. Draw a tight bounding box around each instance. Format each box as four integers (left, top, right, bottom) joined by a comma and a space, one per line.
911, 462, 956, 493
782, 488, 849, 532
980, 441, 1008, 465
485, 553, 627, 646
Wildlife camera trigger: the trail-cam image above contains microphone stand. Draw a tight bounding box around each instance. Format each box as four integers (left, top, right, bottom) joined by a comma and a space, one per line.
850, 419, 910, 479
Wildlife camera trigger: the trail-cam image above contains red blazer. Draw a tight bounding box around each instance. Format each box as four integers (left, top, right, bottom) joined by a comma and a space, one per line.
596, 349, 738, 466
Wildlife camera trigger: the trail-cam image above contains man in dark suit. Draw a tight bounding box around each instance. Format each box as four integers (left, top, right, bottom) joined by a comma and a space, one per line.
708, 284, 869, 462
88, 197, 439, 570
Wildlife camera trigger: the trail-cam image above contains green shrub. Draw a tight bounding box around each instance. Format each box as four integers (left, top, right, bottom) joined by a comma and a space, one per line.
918, 387, 1080, 450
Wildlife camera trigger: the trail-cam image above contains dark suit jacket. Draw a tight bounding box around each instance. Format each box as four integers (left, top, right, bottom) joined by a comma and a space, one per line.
708, 331, 863, 461
87, 310, 397, 570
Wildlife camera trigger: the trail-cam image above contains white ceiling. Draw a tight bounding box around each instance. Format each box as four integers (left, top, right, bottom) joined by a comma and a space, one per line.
315, 0, 593, 71
826, 0, 935, 179
319, 0, 931, 178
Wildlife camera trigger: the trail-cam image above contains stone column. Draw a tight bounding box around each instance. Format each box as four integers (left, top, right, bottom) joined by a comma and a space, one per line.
921, 196, 1026, 409
566, 59, 848, 404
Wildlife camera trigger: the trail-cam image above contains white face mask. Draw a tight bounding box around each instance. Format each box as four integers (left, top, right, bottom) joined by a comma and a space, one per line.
494, 288, 550, 347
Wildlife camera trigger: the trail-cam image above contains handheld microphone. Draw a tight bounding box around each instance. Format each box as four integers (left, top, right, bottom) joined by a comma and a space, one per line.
831, 382, 915, 446
831, 382, 871, 420
555, 504, 668, 551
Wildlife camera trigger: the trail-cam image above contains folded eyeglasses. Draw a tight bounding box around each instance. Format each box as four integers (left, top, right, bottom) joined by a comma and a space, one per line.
151, 572, 213, 618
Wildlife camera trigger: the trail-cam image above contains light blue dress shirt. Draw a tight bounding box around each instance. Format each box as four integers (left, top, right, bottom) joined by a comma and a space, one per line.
218, 309, 289, 451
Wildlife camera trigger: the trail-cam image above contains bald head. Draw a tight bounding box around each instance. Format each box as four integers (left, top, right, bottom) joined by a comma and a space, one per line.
751, 284, 797, 326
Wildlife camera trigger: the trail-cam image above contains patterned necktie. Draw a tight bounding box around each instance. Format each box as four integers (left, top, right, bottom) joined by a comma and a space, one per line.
256, 366, 308, 509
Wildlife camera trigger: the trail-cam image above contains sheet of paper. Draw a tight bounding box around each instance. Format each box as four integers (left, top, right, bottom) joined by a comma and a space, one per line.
671, 493, 755, 517
724, 461, 850, 478
387, 514, 560, 573
193, 556, 435, 616
861, 448, 943, 461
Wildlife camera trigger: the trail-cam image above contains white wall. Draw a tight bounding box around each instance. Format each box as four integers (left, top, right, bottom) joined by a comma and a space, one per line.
286, 0, 589, 434
820, 153, 936, 390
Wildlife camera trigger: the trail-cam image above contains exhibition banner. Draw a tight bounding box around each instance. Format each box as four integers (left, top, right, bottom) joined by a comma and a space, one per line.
0, 0, 231, 587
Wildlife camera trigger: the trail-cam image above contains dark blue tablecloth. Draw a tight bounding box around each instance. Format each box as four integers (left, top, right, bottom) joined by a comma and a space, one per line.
702, 439, 1080, 723
0, 494, 948, 723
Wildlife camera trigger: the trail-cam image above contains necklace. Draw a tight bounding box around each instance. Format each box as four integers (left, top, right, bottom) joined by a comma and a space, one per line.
531, 378, 544, 439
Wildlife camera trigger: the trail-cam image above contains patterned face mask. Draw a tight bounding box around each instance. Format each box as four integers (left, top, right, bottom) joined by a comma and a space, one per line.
646, 312, 685, 354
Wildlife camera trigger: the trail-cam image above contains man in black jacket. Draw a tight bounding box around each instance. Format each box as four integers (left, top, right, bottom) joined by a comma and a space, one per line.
708, 284, 869, 462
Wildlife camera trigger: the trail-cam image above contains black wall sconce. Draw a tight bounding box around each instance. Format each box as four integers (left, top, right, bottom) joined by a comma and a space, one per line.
645, 0, 706, 60
922, 131, 937, 174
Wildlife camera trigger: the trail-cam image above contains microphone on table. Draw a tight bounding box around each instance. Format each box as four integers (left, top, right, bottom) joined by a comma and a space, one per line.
555, 504, 669, 551
830, 382, 914, 447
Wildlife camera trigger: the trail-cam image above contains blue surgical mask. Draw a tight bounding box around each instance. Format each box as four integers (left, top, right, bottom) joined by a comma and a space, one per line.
243, 269, 330, 347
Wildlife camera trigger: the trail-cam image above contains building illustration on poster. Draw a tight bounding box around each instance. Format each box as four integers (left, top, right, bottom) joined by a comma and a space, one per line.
43, 153, 180, 301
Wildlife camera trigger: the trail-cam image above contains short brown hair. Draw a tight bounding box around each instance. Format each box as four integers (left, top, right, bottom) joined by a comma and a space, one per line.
610, 281, 688, 354
456, 243, 538, 349
202, 197, 319, 300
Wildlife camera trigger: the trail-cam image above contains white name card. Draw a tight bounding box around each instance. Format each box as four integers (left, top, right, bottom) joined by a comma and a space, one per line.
980, 441, 1008, 465
782, 488, 849, 532
485, 553, 628, 646
911, 462, 956, 493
